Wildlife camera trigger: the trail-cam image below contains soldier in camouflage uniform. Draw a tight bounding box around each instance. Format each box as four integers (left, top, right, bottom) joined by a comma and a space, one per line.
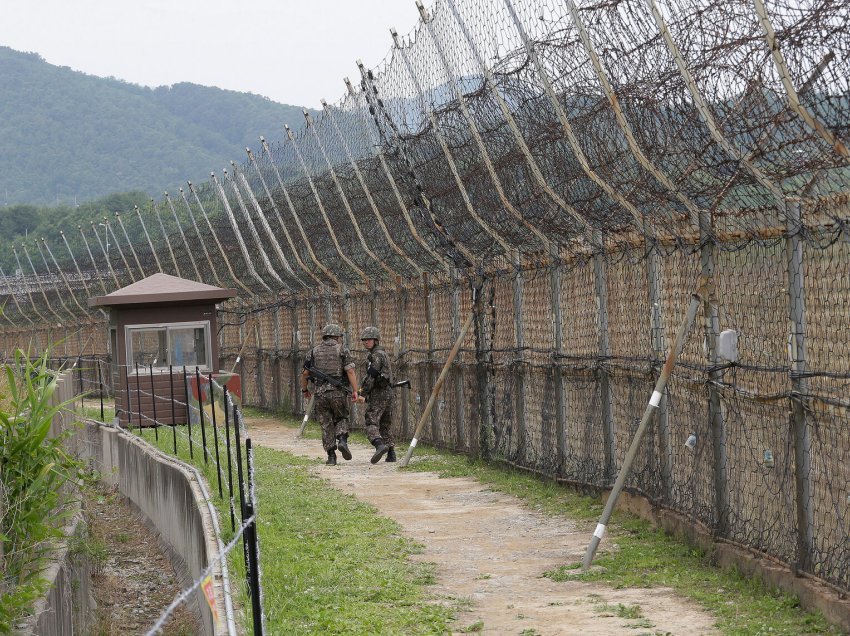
358, 326, 396, 463
301, 323, 359, 465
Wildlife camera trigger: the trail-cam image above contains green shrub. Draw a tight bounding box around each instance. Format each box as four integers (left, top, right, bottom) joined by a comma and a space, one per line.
0, 350, 86, 633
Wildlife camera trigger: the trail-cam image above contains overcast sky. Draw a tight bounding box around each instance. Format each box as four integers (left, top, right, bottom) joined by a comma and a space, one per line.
1, 0, 423, 108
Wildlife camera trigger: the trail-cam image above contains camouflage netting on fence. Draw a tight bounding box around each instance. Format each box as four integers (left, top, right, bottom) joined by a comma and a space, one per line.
1, 0, 848, 594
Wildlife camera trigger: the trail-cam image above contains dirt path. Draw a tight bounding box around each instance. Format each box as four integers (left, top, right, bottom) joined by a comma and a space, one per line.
247, 417, 720, 635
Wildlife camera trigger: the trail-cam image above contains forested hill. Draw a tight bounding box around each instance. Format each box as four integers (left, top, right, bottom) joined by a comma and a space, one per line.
0, 46, 315, 206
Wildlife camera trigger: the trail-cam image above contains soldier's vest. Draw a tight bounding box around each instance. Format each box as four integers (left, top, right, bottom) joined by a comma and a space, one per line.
372, 347, 393, 388
312, 339, 344, 380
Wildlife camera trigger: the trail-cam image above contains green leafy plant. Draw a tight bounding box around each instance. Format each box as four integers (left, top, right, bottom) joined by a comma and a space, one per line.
0, 350, 86, 632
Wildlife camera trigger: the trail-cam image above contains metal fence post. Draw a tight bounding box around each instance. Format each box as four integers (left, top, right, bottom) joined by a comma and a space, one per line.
245, 438, 264, 635
149, 363, 158, 442
342, 285, 355, 429
126, 365, 133, 430
135, 362, 142, 435
551, 250, 567, 471
323, 285, 333, 325
238, 318, 247, 403
184, 366, 193, 460
77, 355, 84, 403
223, 386, 236, 532
218, 316, 226, 376
647, 244, 672, 503
255, 320, 266, 409
290, 301, 301, 414
273, 306, 282, 411
474, 279, 494, 461
232, 405, 251, 580
396, 277, 410, 439
169, 364, 177, 455
787, 201, 813, 572
196, 367, 209, 465
309, 294, 317, 349
423, 273, 439, 442
451, 269, 466, 450
593, 235, 616, 482
209, 373, 223, 499
98, 358, 104, 422
370, 280, 379, 330
700, 213, 729, 536
512, 252, 527, 460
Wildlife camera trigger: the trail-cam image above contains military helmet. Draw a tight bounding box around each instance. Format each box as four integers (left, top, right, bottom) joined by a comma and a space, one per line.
322, 323, 344, 338
360, 326, 380, 341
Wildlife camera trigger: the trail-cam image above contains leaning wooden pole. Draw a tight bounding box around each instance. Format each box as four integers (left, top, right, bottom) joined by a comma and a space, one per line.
581, 279, 708, 571
297, 393, 316, 438
400, 310, 475, 467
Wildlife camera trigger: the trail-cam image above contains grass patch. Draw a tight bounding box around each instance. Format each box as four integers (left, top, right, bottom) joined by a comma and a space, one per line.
134, 422, 456, 634
594, 601, 644, 620
80, 403, 115, 421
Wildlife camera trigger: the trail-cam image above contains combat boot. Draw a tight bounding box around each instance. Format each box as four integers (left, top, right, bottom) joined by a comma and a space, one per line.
385, 447, 396, 462
336, 434, 352, 461
326, 450, 337, 465
370, 437, 389, 464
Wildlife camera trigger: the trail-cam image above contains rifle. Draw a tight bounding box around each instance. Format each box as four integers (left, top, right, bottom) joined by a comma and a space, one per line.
360, 352, 410, 392
357, 379, 410, 403
305, 365, 351, 391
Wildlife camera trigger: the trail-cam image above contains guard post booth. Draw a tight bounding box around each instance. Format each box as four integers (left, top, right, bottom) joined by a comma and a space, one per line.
88, 273, 238, 428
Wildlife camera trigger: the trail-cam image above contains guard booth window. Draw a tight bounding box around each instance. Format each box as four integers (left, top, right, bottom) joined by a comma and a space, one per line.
126, 321, 210, 373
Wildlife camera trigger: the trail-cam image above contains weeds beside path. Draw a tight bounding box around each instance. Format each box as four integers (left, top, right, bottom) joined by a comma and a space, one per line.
81, 483, 198, 635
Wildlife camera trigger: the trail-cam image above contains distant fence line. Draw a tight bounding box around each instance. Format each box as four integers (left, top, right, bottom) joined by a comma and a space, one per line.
1, 0, 849, 596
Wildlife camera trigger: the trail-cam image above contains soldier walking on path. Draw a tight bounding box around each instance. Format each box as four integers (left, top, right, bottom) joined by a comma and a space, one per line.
302, 323, 359, 465
357, 326, 396, 463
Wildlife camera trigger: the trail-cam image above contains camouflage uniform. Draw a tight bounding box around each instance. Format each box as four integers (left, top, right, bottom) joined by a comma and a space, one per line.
304, 339, 355, 452
360, 344, 395, 449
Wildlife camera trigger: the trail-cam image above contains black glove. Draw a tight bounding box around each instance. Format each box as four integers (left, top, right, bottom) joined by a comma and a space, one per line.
367, 366, 381, 378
